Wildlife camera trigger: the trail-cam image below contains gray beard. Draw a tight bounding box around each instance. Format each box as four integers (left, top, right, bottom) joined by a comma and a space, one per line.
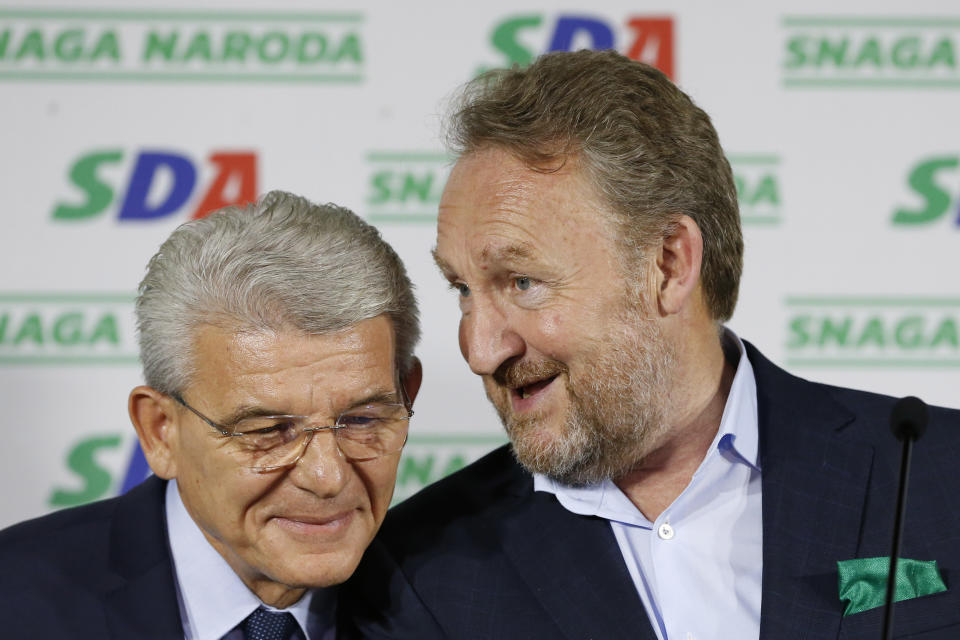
489, 311, 676, 486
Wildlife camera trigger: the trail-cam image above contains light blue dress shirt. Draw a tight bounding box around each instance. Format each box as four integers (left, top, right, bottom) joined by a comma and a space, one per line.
535, 331, 763, 640
165, 480, 337, 640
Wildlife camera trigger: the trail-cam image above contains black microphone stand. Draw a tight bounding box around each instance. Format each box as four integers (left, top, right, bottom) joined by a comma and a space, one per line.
882, 396, 928, 640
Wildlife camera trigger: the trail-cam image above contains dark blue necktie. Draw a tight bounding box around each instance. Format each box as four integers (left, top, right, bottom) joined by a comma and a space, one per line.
242, 607, 300, 640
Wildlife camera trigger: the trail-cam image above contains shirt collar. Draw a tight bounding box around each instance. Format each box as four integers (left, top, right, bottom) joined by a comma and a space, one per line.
714, 328, 760, 472
165, 479, 318, 640
534, 327, 760, 521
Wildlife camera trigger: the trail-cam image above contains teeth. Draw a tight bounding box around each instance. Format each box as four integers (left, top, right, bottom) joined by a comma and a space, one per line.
521, 388, 530, 399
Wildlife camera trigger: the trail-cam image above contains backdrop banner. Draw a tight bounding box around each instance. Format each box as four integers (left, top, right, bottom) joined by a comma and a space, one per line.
2, 0, 958, 527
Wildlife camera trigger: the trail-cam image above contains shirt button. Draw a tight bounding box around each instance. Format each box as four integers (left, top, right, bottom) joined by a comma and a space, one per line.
658, 523, 675, 540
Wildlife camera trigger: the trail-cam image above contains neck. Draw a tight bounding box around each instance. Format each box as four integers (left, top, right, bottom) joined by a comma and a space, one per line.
614, 326, 736, 521
245, 581, 306, 610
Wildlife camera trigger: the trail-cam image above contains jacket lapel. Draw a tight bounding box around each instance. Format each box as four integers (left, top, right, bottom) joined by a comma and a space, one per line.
102, 476, 184, 640
499, 485, 658, 640
748, 344, 874, 640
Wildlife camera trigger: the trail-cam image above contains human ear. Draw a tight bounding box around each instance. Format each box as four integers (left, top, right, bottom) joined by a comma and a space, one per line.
128, 386, 180, 479
655, 214, 703, 316
401, 357, 423, 407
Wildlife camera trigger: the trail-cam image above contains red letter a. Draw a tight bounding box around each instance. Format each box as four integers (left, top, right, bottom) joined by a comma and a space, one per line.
192, 152, 257, 219
625, 18, 674, 80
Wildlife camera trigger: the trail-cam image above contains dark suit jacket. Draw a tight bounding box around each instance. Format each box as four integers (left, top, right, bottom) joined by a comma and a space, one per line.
344, 343, 960, 639
0, 475, 348, 639
0, 476, 185, 638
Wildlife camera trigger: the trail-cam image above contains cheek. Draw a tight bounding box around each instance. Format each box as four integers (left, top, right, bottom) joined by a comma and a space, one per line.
525, 312, 567, 358
176, 468, 256, 545
175, 448, 266, 529
458, 318, 470, 360
539, 311, 563, 336
170, 429, 211, 490
355, 460, 400, 523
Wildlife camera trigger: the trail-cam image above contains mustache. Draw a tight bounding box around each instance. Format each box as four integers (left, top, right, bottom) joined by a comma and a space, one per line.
492, 358, 568, 388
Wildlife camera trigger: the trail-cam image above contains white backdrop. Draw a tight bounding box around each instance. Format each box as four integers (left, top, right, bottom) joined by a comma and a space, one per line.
2, 0, 958, 527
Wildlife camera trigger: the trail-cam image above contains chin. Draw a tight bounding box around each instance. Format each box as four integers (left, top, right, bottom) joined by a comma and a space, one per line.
506, 419, 557, 448
508, 422, 571, 465
270, 552, 362, 589
259, 525, 371, 587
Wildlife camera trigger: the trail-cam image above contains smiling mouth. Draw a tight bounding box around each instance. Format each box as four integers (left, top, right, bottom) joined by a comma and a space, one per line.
513, 375, 559, 399
272, 510, 356, 535
280, 513, 351, 526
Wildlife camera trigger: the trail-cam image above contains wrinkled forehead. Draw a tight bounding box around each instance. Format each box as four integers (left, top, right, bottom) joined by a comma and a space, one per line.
435, 149, 620, 271
183, 317, 400, 413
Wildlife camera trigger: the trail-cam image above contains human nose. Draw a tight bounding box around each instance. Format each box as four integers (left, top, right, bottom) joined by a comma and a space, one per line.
459, 297, 525, 376
288, 429, 349, 498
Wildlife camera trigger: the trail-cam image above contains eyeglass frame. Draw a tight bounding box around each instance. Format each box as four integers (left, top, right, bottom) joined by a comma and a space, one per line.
169, 374, 414, 471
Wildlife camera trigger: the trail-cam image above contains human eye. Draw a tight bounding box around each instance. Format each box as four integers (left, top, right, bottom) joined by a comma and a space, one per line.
511, 274, 547, 295
233, 418, 300, 448
513, 276, 533, 291
448, 281, 471, 298
339, 414, 378, 428
508, 273, 551, 308
339, 404, 407, 428
233, 417, 297, 435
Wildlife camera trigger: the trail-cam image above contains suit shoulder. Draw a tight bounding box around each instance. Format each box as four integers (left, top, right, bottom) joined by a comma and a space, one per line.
352, 444, 536, 632
381, 444, 525, 537
0, 495, 123, 604
0, 479, 175, 634
0, 493, 119, 553
816, 382, 960, 440
0, 477, 167, 590
746, 340, 960, 443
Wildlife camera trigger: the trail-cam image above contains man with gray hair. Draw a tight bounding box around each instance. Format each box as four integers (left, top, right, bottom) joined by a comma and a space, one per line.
0, 191, 421, 639
348, 50, 960, 639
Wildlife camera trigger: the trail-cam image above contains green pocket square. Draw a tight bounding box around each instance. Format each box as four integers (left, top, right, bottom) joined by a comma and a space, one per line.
837, 557, 947, 616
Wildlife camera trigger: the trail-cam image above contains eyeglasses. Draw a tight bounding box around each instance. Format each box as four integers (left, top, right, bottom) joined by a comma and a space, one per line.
172, 392, 413, 473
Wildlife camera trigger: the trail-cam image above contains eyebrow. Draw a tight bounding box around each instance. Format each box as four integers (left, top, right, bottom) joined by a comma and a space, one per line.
431, 248, 455, 279
217, 405, 297, 427
480, 243, 537, 264
218, 389, 403, 425
342, 390, 403, 410
431, 242, 539, 279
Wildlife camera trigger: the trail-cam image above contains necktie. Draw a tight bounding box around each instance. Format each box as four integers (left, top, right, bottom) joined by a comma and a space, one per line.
242, 607, 301, 640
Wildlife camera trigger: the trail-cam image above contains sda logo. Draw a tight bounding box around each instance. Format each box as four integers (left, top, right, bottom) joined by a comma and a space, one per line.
892, 156, 960, 226
729, 154, 782, 226
785, 296, 960, 367
365, 151, 450, 224
49, 435, 148, 508
484, 14, 674, 79
52, 149, 257, 223
783, 16, 960, 88
0, 293, 137, 365
0, 8, 364, 82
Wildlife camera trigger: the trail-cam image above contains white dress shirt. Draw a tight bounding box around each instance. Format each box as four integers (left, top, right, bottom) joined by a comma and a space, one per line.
165, 480, 337, 640
535, 330, 763, 640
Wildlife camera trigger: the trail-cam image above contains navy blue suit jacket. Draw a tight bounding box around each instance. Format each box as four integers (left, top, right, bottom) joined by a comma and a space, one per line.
344, 343, 960, 639
0, 476, 184, 638
0, 475, 350, 639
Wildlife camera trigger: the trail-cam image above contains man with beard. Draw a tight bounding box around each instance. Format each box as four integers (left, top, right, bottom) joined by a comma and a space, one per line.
345, 50, 960, 639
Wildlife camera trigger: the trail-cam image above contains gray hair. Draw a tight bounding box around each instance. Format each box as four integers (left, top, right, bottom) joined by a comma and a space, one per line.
445, 49, 743, 322
135, 190, 420, 395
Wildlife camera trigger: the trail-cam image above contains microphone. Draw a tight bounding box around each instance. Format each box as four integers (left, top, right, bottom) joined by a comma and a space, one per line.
882, 396, 929, 640
890, 396, 928, 442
